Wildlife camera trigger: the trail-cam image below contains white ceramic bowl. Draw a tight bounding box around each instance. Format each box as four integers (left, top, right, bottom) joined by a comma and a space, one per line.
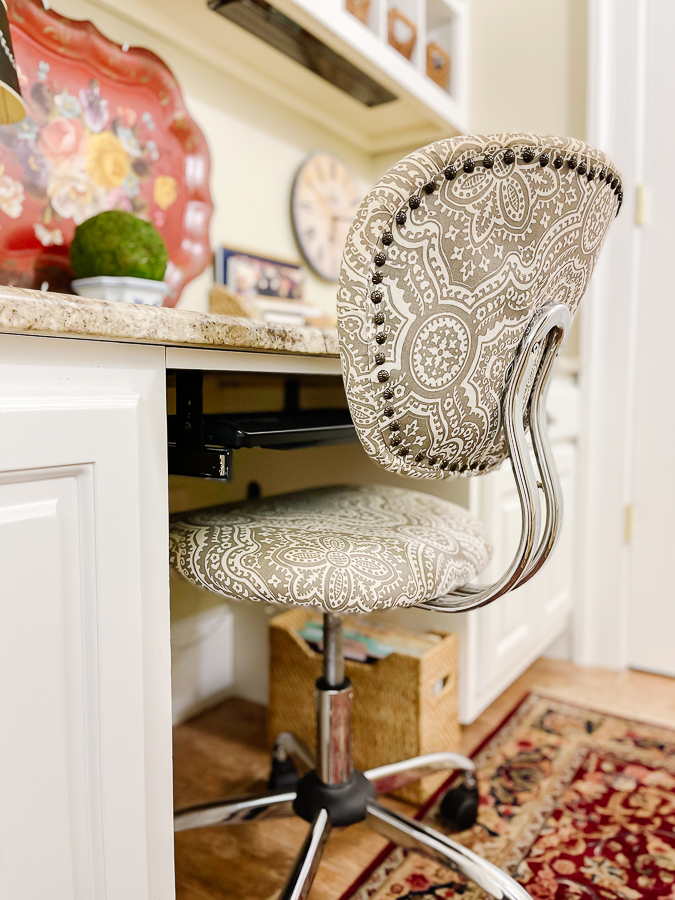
71, 276, 169, 306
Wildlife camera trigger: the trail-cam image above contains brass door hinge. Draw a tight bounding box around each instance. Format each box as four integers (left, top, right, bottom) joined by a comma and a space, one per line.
635, 184, 650, 226
624, 503, 634, 544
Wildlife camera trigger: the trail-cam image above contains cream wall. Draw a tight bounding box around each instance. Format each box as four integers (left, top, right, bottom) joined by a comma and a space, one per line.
470, 0, 587, 140
467, 0, 588, 361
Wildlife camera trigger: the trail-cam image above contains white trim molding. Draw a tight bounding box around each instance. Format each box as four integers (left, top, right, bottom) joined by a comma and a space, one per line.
576, 0, 647, 668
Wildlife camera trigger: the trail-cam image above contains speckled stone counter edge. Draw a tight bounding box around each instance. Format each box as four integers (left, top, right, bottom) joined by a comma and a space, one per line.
0, 285, 339, 356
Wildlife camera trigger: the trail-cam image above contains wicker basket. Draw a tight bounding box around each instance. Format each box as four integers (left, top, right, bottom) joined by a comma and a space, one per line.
268, 608, 459, 804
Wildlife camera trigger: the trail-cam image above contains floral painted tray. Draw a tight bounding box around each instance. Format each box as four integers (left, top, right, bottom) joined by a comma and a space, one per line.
0, 0, 212, 305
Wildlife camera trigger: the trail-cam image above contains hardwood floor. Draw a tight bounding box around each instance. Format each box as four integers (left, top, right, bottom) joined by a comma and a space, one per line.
173, 658, 675, 900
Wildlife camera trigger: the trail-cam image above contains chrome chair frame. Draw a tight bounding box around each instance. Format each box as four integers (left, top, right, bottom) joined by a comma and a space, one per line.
420, 301, 571, 613
174, 303, 569, 900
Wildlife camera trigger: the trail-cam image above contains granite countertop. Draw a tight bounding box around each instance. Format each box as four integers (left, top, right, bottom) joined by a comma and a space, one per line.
0, 284, 339, 356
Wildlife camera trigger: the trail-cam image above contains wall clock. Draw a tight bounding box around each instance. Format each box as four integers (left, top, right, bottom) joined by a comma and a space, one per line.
292, 151, 360, 282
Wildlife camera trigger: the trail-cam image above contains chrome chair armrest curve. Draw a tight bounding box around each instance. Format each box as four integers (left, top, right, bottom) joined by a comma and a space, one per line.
512, 313, 568, 587
418, 302, 570, 614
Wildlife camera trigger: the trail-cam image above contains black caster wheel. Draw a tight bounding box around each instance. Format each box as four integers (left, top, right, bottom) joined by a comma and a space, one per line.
267, 741, 300, 791
439, 772, 479, 831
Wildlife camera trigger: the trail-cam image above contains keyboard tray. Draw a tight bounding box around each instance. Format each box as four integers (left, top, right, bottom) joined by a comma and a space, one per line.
169, 408, 357, 450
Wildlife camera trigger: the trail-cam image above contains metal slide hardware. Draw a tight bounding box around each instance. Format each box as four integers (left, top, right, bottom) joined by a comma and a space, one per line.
168, 369, 232, 480
167, 371, 357, 479
419, 301, 572, 614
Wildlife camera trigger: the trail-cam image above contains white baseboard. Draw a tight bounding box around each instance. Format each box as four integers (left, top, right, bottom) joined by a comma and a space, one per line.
171, 604, 235, 725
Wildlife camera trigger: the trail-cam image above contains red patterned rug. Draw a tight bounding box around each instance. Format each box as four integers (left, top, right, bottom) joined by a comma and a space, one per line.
341, 693, 675, 900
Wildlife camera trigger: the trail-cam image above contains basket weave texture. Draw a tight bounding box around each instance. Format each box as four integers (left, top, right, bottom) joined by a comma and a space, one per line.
268, 608, 459, 804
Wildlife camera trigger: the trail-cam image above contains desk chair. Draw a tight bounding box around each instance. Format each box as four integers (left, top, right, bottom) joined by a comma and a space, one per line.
170, 134, 621, 900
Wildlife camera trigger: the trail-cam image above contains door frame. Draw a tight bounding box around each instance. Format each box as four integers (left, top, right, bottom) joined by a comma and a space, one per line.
575, 0, 647, 669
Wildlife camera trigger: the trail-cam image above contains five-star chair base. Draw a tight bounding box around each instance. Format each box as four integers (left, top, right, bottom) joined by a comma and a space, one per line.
174, 614, 531, 900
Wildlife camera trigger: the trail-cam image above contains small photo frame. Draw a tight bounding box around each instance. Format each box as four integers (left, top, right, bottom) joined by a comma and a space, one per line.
214, 247, 305, 302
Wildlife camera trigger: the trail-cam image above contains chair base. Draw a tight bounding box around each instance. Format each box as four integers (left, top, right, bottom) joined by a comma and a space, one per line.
173, 614, 531, 900
293, 768, 376, 827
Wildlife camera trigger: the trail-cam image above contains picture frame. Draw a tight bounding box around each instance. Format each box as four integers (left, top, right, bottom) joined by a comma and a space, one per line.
214, 246, 305, 302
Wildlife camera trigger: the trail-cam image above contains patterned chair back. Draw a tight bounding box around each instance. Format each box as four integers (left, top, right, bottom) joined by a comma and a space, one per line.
338, 134, 621, 478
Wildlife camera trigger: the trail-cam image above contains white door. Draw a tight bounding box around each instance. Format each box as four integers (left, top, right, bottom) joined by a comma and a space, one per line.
625, 1, 675, 676
0, 334, 174, 900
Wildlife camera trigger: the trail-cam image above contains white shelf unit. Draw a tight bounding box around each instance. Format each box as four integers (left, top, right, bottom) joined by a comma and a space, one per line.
279, 0, 469, 143
340, 0, 467, 108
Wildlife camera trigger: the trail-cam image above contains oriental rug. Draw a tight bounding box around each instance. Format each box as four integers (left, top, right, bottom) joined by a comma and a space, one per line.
341, 693, 675, 900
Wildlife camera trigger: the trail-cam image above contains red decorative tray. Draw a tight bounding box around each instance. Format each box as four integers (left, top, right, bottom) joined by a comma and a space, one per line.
0, 0, 212, 305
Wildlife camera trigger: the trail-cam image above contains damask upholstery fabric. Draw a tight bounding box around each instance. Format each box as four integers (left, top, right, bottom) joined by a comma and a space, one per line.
169, 485, 491, 613
338, 133, 621, 478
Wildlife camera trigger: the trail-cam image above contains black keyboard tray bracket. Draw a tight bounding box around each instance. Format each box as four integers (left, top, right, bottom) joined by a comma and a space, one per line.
168, 370, 357, 480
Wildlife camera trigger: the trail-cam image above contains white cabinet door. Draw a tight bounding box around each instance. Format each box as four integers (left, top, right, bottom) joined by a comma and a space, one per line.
465, 440, 577, 720
0, 335, 173, 900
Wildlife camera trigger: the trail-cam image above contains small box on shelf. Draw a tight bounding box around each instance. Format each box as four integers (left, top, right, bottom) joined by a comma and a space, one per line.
427, 40, 450, 90
387, 6, 417, 60
268, 607, 460, 804
346, 0, 371, 25
425, 0, 457, 95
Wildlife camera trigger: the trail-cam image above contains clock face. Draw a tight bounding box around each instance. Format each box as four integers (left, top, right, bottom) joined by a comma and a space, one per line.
292, 151, 361, 282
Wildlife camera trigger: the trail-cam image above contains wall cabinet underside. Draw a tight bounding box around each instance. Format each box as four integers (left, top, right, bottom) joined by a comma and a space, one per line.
91, 0, 468, 153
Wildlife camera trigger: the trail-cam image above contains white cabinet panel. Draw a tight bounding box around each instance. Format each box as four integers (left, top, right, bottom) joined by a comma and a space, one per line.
0, 469, 103, 900
0, 335, 172, 900
467, 440, 577, 720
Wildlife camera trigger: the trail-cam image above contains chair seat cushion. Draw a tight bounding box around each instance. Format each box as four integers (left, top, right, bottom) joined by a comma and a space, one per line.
169, 485, 491, 613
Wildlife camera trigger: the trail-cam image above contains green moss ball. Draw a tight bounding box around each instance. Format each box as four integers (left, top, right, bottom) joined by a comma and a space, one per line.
70, 211, 168, 281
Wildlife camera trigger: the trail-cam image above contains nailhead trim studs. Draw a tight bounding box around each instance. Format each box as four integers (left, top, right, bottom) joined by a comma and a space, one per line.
368, 142, 621, 470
